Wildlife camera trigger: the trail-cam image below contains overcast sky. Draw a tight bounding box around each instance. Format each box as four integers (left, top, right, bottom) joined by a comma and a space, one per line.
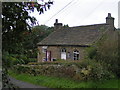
30, 0, 119, 28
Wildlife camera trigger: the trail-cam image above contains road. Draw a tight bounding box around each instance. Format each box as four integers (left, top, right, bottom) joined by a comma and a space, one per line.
9, 76, 47, 88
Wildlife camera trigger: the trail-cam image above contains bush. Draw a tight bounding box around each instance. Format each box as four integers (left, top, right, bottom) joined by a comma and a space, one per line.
2, 52, 22, 67
71, 59, 115, 81
95, 31, 119, 77
12, 60, 114, 81
28, 62, 38, 65
86, 47, 97, 59
28, 58, 37, 62
87, 61, 114, 81
13, 65, 30, 74
2, 52, 12, 67
2, 51, 38, 67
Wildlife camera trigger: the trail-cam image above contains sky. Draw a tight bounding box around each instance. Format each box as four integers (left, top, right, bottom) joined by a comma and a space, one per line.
30, 0, 119, 28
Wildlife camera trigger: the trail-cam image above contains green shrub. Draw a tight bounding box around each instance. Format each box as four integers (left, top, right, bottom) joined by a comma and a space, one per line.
86, 47, 97, 59
88, 62, 114, 81
2, 51, 12, 67
2, 52, 22, 67
12, 60, 114, 81
13, 65, 30, 74
28, 58, 37, 62
95, 31, 119, 77
28, 62, 38, 65
73, 60, 115, 81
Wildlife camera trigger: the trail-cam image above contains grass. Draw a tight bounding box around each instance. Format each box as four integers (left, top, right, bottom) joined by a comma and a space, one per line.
9, 70, 120, 88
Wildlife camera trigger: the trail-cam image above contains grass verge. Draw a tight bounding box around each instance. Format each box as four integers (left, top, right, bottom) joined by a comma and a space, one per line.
9, 70, 120, 88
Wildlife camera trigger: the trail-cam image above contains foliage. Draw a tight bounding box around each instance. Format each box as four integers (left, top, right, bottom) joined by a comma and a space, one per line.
2, 59, 19, 88
95, 31, 119, 77
2, 51, 37, 68
85, 30, 119, 78
22, 25, 54, 59
2, 2, 53, 53
85, 47, 97, 59
12, 60, 114, 81
2, 1, 53, 88
9, 70, 120, 88
2, 69, 17, 88
63, 24, 69, 27
23, 25, 54, 49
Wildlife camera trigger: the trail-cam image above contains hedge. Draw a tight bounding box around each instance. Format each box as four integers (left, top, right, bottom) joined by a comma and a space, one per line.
12, 60, 115, 81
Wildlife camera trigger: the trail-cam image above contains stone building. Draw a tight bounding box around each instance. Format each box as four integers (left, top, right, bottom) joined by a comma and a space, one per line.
37, 13, 115, 62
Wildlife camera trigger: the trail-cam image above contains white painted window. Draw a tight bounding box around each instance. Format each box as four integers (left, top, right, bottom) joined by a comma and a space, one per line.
73, 50, 79, 60
42, 46, 47, 53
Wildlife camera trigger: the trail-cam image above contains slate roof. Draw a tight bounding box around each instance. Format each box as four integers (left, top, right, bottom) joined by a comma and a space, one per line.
37, 23, 110, 46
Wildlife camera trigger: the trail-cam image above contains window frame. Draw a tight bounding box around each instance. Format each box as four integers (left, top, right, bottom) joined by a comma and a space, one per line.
73, 50, 79, 60
42, 46, 47, 53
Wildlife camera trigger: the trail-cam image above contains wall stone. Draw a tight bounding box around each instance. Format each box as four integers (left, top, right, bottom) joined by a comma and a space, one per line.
38, 46, 87, 62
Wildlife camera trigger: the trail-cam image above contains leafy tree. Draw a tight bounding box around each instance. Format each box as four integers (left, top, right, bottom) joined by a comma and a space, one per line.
2, 1, 53, 88
95, 31, 119, 77
2, 1, 53, 53
63, 24, 69, 27
22, 25, 54, 58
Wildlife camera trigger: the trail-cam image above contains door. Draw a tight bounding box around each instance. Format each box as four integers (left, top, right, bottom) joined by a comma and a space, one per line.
46, 51, 51, 61
61, 52, 66, 60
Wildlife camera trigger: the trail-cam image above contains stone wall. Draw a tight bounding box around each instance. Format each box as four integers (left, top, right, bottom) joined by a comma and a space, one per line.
38, 46, 87, 62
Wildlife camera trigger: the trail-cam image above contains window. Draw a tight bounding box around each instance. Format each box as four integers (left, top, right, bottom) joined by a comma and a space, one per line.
67, 52, 71, 58
42, 46, 47, 53
61, 48, 66, 52
73, 50, 79, 60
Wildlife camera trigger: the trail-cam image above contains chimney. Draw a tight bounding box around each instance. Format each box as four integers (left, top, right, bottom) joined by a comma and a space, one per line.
106, 13, 115, 30
54, 19, 63, 30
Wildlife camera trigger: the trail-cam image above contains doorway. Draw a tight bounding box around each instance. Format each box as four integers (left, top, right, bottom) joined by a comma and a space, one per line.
61, 48, 66, 60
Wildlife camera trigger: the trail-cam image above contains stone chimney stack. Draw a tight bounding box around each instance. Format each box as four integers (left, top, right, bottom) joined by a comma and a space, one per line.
106, 13, 115, 30
54, 19, 63, 30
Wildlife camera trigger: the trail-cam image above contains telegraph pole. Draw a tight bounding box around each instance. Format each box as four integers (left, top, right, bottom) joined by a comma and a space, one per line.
118, 1, 120, 28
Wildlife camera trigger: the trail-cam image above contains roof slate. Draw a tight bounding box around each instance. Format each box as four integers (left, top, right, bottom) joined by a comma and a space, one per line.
37, 24, 110, 46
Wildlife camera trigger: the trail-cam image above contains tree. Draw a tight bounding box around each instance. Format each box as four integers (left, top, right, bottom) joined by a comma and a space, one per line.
95, 31, 119, 77
22, 25, 54, 58
2, 1, 53, 88
2, 1, 53, 53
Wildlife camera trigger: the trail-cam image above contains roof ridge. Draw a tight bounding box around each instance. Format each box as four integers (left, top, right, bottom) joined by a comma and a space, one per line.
69, 23, 108, 28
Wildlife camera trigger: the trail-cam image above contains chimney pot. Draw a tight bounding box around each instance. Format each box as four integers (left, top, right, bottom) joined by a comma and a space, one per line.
55, 19, 58, 23
108, 13, 111, 17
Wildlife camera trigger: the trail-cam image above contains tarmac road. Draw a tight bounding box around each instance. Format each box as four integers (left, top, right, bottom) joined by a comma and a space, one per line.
9, 76, 47, 89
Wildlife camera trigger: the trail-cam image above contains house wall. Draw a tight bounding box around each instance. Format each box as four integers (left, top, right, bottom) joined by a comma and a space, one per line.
37, 46, 87, 62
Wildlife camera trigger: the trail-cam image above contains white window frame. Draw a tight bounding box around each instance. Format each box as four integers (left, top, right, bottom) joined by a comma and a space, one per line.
73, 50, 79, 60
42, 46, 47, 53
